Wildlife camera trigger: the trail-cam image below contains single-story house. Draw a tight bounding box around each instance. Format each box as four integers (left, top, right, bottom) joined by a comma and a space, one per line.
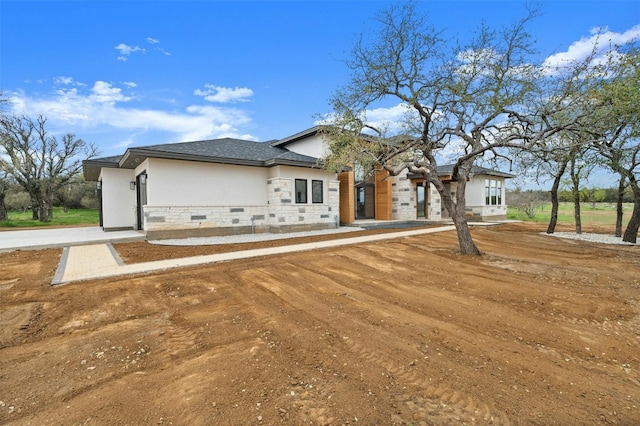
83, 126, 513, 238
271, 127, 515, 223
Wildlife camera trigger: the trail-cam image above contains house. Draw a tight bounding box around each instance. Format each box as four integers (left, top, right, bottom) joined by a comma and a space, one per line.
271, 127, 515, 223
83, 127, 513, 238
82, 137, 340, 239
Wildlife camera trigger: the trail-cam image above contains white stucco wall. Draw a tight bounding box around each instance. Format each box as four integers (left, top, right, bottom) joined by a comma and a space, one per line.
464, 175, 508, 219
99, 168, 136, 230
465, 178, 486, 206
137, 158, 270, 206
128, 158, 340, 237
281, 134, 327, 159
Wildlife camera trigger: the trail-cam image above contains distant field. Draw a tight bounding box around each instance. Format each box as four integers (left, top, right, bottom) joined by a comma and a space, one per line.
507, 202, 634, 228
0, 208, 99, 228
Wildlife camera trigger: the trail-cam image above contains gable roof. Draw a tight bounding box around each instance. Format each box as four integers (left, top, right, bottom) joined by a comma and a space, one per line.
83, 138, 321, 181
270, 126, 322, 148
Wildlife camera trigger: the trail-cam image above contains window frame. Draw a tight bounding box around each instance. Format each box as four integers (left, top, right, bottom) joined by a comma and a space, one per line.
311, 180, 323, 204
485, 179, 503, 206
295, 178, 308, 204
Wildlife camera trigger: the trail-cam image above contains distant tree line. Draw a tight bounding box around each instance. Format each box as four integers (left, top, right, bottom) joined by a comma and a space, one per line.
507, 186, 636, 220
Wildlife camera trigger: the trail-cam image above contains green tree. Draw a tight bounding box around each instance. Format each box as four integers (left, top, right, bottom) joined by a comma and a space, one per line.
322, 3, 590, 255
590, 48, 640, 243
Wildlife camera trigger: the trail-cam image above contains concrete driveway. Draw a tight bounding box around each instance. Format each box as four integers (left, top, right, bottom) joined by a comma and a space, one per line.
0, 227, 145, 252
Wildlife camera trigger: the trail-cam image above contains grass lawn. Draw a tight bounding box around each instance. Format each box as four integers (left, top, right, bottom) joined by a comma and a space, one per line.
507, 202, 634, 228
0, 208, 99, 228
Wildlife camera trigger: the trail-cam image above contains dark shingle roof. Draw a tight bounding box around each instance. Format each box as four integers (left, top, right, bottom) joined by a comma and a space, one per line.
129, 138, 318, 165
83, 138, 321, 181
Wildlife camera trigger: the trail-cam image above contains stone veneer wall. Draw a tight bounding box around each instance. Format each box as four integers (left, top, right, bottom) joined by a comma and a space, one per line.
143, 178, 340, 239
426, 184, 442, 220
464, 204, 508, 220
391, 175, 415, 220
391, 176, 443, 221
267, 177, 340, 232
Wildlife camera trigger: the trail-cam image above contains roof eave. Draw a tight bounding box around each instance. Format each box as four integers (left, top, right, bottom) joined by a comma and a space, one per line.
271, 126, 322, 148
82, 159, 119, 181
119, 148, 265, 169
265, 158, 322, 168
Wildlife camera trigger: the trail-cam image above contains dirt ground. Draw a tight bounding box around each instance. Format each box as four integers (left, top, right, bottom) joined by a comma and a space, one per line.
0, 222, 638, 425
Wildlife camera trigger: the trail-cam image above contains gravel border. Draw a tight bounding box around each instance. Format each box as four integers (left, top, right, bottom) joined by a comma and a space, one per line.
545, 232, 637, 246
149, 227, 366, 246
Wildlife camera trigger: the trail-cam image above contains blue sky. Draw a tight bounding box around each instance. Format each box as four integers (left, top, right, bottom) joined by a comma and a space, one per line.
1, 0, 639, 173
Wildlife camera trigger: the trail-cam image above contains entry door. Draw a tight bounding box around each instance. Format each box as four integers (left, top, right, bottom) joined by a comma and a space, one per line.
136, 172, 147, 230
355, 183, 375, 219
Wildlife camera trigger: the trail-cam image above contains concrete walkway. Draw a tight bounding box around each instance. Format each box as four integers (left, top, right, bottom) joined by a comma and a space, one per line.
0, 226, 145, 252
51, 225, 465, 286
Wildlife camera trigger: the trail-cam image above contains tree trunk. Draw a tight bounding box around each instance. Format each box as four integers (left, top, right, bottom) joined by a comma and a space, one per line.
452, 213, 481, 255
31, 202, 39, 220
48, 192, 55, 219
432, 173, 481, 256
546, 163, 567, 234
570, 159, 582, 234
622, 181, 640, 244
615, 176, 625, 238
0, 192, 7, 221
573, 197, 582, 235
39, 200, 49, 223
451, 173, 480, 256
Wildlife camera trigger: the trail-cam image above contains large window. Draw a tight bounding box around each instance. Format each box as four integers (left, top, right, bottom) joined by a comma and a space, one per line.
312, 180, 323, 204
485, 179, 502, 205
295, 179, 307, 203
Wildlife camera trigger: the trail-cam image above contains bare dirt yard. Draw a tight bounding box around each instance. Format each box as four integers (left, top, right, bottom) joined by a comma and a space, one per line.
1, 222, 639, 425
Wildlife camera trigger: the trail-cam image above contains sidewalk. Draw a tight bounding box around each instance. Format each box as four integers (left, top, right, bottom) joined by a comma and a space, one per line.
0, 226, 145, 252
52, 225, 465, 286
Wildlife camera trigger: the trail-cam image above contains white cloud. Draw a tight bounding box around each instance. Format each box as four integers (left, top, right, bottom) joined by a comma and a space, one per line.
115, 43, 145, 61
90, 81, 132, 104
543, 24, 640, 70
146, 37, 160, 44
194, 84, 253, 103
7, 80, 257, 149
54, 76, 74, 85
122, 81, 137, 88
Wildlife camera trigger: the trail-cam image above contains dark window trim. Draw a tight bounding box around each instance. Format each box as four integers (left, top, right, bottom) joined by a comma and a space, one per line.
295, 178, 307, 204
312, 180, 323, 204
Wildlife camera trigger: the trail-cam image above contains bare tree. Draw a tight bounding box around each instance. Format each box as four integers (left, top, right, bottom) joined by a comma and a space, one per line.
507, 188, 546, 219
322, 3, 588, 255
0, 114, 98, 222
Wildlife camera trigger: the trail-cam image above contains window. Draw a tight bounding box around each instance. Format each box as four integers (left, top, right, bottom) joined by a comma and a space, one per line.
312, 180, 323, 204
485, 179, 502, 205
485, 179, 491, 205
295, 179, 307, 203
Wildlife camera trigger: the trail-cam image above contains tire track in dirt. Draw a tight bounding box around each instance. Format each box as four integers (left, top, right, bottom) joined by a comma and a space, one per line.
227, 247, 510, 424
